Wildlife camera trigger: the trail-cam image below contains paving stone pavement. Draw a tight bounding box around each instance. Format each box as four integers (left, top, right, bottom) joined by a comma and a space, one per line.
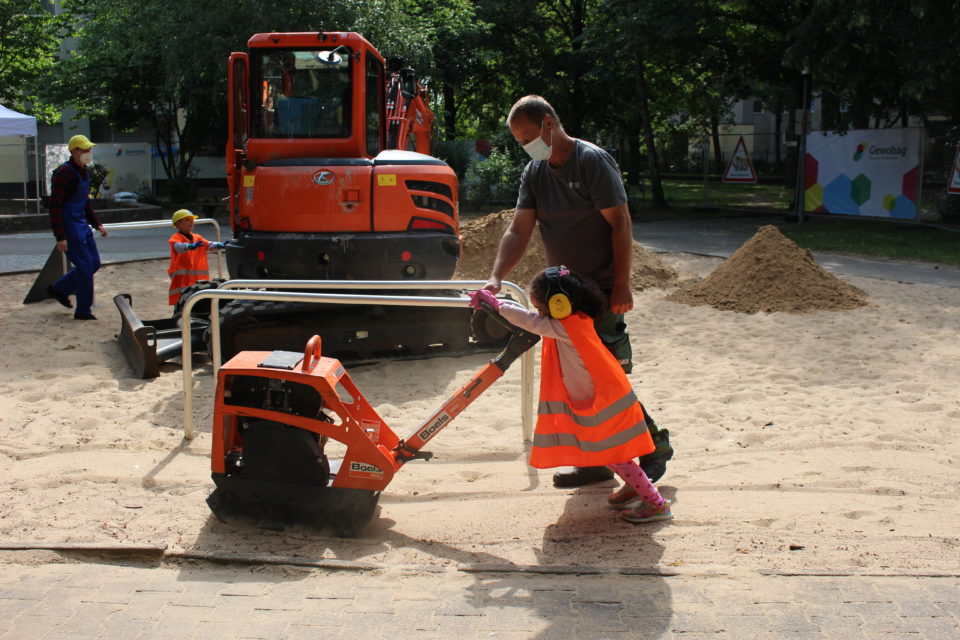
1, 553, 958, 639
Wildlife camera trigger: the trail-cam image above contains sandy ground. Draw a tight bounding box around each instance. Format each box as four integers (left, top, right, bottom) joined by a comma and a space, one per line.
1, 245, 959, 576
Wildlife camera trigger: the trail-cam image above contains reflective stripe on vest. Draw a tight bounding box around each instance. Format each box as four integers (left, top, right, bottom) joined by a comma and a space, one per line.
532, 419, 649, 452
169, 269, 209, 277
538, 389, 640, 428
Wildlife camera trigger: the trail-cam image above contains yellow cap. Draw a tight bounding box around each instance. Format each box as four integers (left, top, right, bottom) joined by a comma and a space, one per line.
67, 134, 96, 151
171, 209, 198, 227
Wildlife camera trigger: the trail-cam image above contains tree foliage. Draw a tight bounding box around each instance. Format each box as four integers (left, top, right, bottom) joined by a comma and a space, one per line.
0, 0, 67, 120
32, 0, 960, 203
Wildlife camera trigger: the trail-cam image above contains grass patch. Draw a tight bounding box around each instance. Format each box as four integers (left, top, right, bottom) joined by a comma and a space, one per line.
629, 179, 791, 214
777, 218, 960, 268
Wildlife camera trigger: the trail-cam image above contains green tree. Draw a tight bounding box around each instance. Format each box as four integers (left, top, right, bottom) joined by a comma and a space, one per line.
0, 0, 66, 120
42, 0, 434, 198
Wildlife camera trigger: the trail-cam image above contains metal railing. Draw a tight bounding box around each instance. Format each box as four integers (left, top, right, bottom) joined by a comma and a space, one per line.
99, 218, 224, 278
179, 280, 535, 443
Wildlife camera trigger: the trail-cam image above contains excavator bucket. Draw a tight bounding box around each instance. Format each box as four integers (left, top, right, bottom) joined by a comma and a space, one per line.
113, 293, 208, 379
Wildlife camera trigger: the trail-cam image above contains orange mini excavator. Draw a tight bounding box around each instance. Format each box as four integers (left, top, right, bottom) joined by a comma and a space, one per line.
206, 302, 539, 537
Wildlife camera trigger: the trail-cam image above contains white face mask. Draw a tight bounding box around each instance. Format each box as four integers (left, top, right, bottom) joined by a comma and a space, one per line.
79, 152, 93, 165
522, 121, 552, 161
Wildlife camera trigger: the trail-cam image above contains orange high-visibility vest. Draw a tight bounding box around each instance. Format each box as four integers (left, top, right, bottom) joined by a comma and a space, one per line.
168, 232, 210, 305
529, 312, 655, 469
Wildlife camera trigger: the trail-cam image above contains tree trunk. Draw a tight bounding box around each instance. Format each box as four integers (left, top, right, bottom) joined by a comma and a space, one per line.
710, 116, 722, 172
567, 0, 587, 136
635, 52, 666, 207
626, 119, 642, 186
774, 107, 783, 170
443, 83, 456, 140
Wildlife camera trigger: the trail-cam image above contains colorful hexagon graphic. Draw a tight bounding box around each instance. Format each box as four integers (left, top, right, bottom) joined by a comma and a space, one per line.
901, 166, 918, 203
883, 194, 896, 212
850, 173, 871, 206
853, 142, 868, 161
804, 182, 824, 212
889, 195, 916, 219
823, 175, 859, 214
804, 153, 819, 190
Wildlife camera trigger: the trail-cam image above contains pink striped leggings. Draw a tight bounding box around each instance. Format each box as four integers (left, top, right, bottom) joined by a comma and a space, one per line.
607, 461, 665, 505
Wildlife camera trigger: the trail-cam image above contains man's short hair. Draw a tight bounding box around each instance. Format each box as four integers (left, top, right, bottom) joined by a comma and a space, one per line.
508, 95, 562, 129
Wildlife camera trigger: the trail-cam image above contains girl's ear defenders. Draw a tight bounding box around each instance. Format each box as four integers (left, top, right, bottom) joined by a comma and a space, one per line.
545, 266, 572, 319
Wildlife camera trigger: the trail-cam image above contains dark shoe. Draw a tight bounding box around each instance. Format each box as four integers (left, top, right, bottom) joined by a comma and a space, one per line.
47, 285, 72, 309
552, 466, 615, 488
74, 313, 97, 320
640, 457, 667, 483
638, 427, 673, 483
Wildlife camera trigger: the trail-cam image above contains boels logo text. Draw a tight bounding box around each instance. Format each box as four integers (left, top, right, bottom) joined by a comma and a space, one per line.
418, 412, 451, 442
312, 170, 335, 186
348, 460, 383, 479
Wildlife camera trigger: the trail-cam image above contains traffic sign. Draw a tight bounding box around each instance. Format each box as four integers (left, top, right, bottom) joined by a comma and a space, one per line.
722, 136, 758, 183
948, 144, 960, 195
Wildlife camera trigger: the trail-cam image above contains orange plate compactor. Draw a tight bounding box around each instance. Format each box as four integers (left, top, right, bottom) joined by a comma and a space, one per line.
206, 303, 539, 537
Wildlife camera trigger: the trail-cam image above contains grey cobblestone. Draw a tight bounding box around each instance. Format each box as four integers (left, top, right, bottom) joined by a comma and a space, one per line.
1, 557, 960, 640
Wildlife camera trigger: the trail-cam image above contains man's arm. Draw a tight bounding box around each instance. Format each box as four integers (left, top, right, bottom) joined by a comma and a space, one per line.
599, 203, 634, 314
483, 208, 537, 293
85, 202, 107, 237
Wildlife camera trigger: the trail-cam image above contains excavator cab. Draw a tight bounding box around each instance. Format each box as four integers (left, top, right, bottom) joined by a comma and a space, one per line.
215, 32, 476, 362
225, 33, 460, 283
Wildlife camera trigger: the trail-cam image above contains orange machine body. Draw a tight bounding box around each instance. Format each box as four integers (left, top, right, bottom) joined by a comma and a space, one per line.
212, 338, 402, 491
225, 32, 459, 281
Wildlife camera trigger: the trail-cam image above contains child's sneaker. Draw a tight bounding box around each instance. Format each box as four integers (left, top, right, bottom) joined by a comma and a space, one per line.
620, 500, 673, 524
607, 485, 640, 510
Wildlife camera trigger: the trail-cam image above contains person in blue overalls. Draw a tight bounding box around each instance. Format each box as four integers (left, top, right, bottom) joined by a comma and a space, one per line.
47, 135, 109, 320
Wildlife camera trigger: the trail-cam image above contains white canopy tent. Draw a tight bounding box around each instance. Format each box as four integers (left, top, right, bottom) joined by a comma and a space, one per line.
0, 105, 41, 212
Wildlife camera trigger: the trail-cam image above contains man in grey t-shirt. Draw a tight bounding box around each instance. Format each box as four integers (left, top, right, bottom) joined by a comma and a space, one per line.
483, 95, 674, 488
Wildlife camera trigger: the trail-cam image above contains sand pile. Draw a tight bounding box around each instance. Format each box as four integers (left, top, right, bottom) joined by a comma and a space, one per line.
453, 209, 677, 290
666, 225, 869, 314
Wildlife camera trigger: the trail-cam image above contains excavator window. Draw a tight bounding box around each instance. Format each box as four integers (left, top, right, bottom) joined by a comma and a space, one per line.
254, 49, 352, 139
365, 52, 384, 156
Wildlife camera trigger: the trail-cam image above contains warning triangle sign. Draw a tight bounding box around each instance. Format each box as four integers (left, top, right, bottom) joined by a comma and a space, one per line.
948, 144, 960, 195
722, 136, 758, 183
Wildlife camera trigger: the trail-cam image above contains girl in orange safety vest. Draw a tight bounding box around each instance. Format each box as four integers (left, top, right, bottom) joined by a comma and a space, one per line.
469, 266, 672, 524
167, 209, 224, 305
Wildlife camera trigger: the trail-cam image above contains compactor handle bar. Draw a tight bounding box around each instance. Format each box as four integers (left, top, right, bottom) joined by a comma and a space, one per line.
393, 302, 540, 464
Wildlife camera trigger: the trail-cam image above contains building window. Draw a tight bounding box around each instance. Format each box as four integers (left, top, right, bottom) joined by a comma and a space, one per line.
752, 100, 764, 114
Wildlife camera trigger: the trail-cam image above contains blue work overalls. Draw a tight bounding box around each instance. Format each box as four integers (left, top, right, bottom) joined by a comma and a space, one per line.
52, 162, 101, 316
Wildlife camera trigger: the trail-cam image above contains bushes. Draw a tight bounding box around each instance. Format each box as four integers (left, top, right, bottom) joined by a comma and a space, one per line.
935, 191, 960, 223
461, 148, 525, 206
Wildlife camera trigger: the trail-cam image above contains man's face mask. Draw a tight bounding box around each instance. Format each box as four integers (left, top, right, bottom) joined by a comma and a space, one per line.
522, 120, 552, 161
79, 152, 93, 165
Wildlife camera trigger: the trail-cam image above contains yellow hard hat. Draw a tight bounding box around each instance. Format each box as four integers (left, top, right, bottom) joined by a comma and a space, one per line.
67, 134, 96, 151
171, 209, 198, 227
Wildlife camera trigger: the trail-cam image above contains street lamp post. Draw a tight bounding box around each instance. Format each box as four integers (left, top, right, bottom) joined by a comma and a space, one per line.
794, 61, 811, 225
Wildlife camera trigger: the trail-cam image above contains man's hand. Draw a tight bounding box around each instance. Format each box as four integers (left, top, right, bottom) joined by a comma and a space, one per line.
482, 277, 502, 294
609, 282, 634, 314
97, 225, 109, 238
56, 239, 67, 253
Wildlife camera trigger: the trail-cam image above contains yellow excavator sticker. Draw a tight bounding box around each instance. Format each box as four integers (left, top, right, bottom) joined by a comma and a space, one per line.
377, 174, 397, 186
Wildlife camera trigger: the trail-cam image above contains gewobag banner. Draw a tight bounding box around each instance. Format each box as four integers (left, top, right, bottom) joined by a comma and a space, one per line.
803, 128, 922, 219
